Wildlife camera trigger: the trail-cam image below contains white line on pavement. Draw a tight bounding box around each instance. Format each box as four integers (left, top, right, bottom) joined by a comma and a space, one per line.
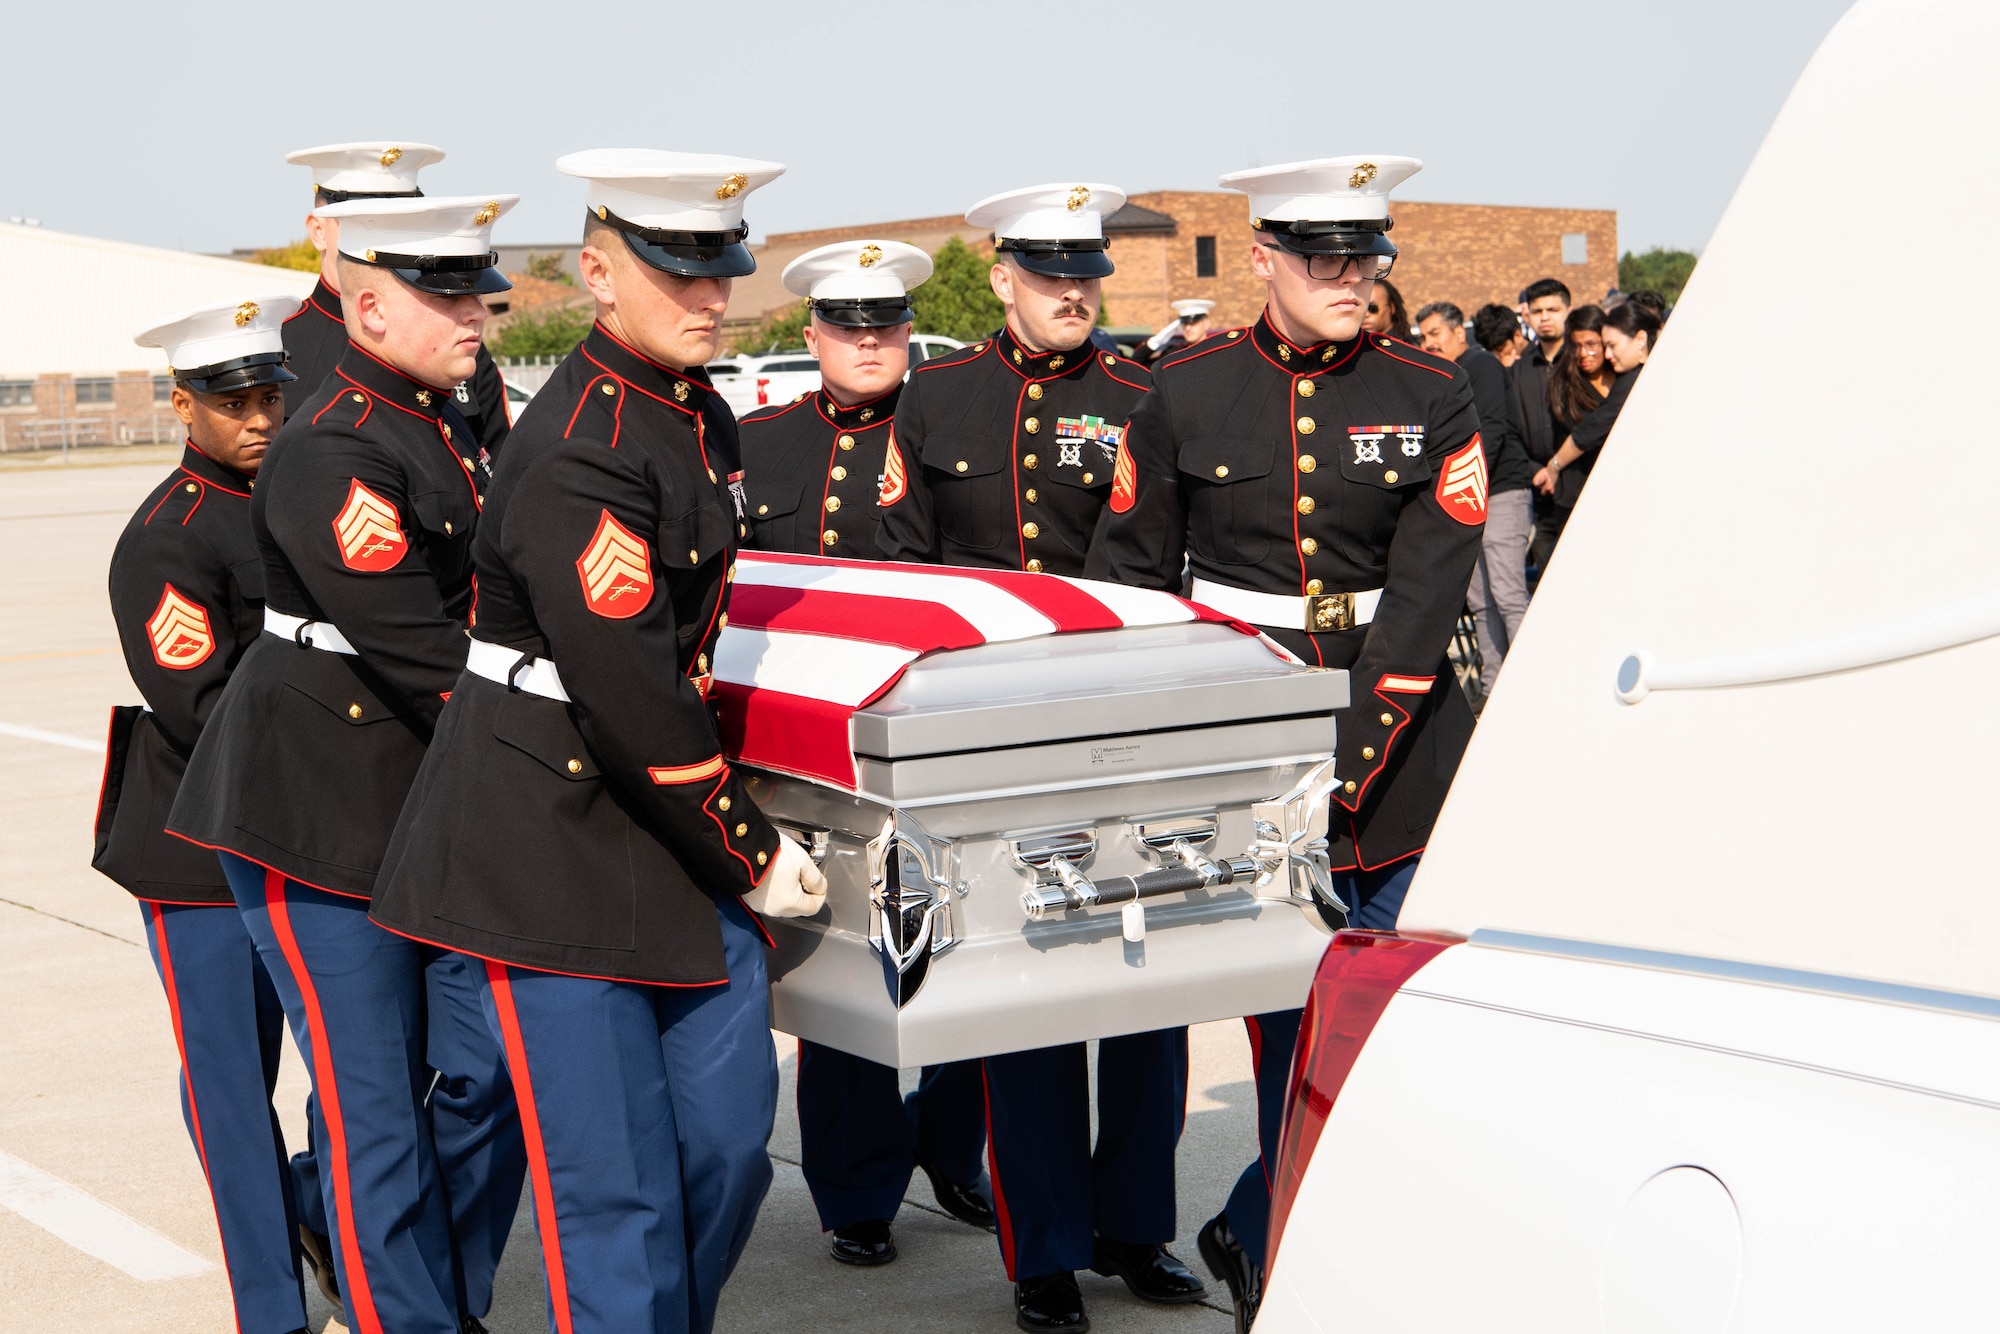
0, 721, 103, 753
0, 1148, 214, 1280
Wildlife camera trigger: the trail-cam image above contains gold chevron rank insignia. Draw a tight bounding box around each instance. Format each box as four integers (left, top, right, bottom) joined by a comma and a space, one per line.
146, 584, 215, 669
333, 479, 409, 571
576, 510, 654, 619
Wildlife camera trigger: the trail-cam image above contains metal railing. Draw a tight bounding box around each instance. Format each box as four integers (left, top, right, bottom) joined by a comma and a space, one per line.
0, 411, 185, 456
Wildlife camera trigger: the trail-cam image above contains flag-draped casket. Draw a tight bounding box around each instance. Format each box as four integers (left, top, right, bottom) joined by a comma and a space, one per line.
714, 554, 1350, 1065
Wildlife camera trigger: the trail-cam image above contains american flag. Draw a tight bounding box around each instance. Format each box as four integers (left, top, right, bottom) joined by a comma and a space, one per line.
713, 553, 1264, 787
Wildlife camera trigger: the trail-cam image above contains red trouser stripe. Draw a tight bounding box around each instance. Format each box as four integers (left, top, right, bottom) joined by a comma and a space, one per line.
1244, 1016, 1271, 1192
484, 962, 576, 1334
147, 903, 246, 1334
264, 872, 382, 1334
980, 1061, 1018, 1280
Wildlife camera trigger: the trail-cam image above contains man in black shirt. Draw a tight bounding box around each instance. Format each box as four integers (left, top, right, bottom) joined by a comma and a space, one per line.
1419, 301, 1532, 689
1512, 277, 1571, 576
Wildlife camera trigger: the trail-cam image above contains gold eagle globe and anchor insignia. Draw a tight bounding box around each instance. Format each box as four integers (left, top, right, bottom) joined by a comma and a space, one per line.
858, 244, 884, 268
1348, 162, 1379, 189
716, 172, 749, 200
380, 146, 403, 167
232, 301, 260, 327
1065, 185, 1091, 212
473, 200, 501, 226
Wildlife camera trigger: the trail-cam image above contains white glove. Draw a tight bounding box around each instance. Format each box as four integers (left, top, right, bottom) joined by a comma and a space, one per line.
1145, 320, 1181, 351
741, 833, 828, 919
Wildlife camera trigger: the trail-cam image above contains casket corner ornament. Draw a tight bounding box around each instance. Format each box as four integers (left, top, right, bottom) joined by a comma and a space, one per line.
716, 554, 1353, 1068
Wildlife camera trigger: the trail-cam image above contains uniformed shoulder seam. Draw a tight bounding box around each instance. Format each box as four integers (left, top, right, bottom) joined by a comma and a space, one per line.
311, 386, 373, 428
1370, 339, 1458, 380
562, 373, 626, 446
912, 341, 987, 373
1157, 333, 1246, 374
1096, 355, 1151, 391
740, 395, 815, 426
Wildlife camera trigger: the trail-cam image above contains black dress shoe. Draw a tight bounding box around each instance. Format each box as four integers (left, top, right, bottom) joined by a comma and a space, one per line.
1014, 1271, 1088, 1332
297, 1224, 340, 1306
460, 1319, 489, 1334
920, 1160, 997, 1232
829, 1218, 898, 1266
1089, 1235, 1206, 1303
1196, 1210, 1262, 1334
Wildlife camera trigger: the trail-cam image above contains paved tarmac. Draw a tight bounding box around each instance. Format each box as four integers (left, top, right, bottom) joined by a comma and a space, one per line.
0, 447, 1253, 1333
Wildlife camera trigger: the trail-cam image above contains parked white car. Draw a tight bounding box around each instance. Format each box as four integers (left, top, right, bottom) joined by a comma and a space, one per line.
1257, 4, 2000, 1331
708, 335, 965, 418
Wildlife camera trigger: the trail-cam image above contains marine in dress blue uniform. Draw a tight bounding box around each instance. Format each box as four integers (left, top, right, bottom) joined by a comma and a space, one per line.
100, 298, 313, 1334
167, 196, 527, 1334
368, 150, 830, 1334
1086, 155, 1486, 1334
877, 183, 1204, 1333
281, 143, 513, 458
739, 240, 995, 1266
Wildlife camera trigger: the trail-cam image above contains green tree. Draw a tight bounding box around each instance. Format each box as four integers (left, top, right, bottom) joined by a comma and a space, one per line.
909, 237, 1005, 341
254, 238, 320, 273
487, 306, 593, 359
525, 251, 575, 286
731, 299, 812, 355
1618, 247, 1698, 305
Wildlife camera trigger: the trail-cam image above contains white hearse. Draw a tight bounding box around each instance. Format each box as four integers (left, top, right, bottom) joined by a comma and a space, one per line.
1257, 3, 2000, 1330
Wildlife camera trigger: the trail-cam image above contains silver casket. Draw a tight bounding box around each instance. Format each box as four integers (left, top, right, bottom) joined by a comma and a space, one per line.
720, 562, 1353, 1068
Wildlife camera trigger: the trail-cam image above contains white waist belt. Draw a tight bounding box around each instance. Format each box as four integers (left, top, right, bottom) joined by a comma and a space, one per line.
465, 637, 572, 702
264, 607, 358, 655
1190, 578, 1382, 634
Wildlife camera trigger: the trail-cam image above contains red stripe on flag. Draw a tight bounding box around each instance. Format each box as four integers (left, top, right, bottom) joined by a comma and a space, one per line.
726, 585, 989, 652
714, 682, 876, 787
948, 568, 1125, 633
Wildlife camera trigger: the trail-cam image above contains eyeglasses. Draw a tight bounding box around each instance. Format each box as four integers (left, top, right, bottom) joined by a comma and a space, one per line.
1366, 303, 1381, 314
1304, 252, 1394, 283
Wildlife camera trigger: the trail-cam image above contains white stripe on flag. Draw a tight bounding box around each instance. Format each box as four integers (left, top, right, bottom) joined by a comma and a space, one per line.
712, 627, 922, 707
0, 1148, 213, 1280
733, 559, 1057, 642
1050, 576, 1198, 627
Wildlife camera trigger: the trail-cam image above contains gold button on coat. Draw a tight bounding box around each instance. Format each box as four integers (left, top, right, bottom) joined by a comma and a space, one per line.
1297, 416, 1316, 435
1306, 579, 1323, 595
1082, 473, 1093, 484
735, 823, 748, 837
1214, 465, 1229, 478
444, 520, 453, 534
689, 548, 700, 562
1022, 522, 1040, 539
1361, 747, 1376, 761
1300, 537, 1318, 555
1298, 380, 1315, 397
697, 654, 708, 672
823, 529, 838, 546
718, 795, 730, 811
347, 703, 362, 719
825, 496, 841, 512
1023, 454, 1039, 469
1025, 488, 1038, 503
185, 483, 197, 493
1297, 497, 1315, 515
717, 614, 727, 628
1024, 417, 1040, 434
830, 466, 847, 481
1027, 384, 1044, 400
1298, 455, 1316, 473
1384, 470, 1399, 484
955, 460, 969, 472
838, 435, 855, 450
1380, 712, 1395, 726
757, 504, 769, 515
1344, 780, 1357, 794
566, 758, 582, 774
1026, 558, 1043, 572
601, 383, 615, 395
757, 850, 769, 866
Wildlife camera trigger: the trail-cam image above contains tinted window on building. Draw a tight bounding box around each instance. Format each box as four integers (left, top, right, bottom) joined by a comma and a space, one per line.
1561, 233, 1589, 265
1195, 236, 1217, 278
0, 382, 33, 408
75, 379, 115, 404
153, 377, 174, 402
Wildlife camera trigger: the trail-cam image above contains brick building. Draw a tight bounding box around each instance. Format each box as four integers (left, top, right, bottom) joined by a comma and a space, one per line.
744, 192, 1618, 341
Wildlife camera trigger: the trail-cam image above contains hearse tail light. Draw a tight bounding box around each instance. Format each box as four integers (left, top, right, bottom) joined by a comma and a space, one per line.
1267, 930, 1456, 1260
756, 376, 771, 406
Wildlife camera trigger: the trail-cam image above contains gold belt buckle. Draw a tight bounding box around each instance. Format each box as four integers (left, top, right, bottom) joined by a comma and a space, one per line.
1308, 592, 1355, 632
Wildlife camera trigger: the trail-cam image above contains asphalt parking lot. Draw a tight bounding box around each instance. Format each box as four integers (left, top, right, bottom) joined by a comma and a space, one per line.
0, 446, 1251, 1333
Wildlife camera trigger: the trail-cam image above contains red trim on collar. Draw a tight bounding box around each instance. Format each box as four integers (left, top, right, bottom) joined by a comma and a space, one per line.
579, 343, 697, 415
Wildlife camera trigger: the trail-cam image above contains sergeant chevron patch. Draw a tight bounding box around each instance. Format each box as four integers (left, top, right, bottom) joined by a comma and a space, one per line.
1109, 438, 1137, 513
576, 510, 653, 618
879, 433, 908, 506
333, 479, 408, 571
1435, 435, 1488, 525
146, 584, 215, 670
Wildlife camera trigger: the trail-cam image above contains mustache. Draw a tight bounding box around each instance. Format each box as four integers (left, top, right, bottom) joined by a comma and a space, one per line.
1054, 302, 1092, 320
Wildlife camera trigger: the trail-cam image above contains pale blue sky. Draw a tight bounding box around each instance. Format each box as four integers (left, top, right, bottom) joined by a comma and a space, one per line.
6, 0, 1853, 257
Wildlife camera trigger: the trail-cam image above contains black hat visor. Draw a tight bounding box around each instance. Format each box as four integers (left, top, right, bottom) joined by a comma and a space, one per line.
177, 352, 297, 395
811, 297, 915, 329
997, 236, 1114, 280
596, 210, 757, 279
1253, 218, 1399, 260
